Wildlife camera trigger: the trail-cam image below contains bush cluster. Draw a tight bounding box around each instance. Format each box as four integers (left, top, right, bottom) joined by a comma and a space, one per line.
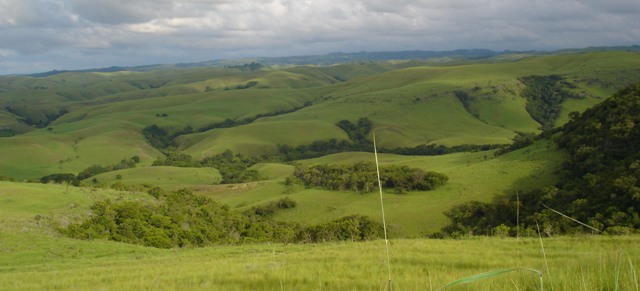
292, 162, 448, 193
297, 215, 382, 243
63, 190, 297, 247
152, 150, 262, 184
62, 189, 382, 248
40, 173, 79, 186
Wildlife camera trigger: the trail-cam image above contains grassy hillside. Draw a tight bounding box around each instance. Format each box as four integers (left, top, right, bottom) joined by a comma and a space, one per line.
86, 166, 221, 190
272, 140, 564, 235
0, 181, 638, 290
176, 51, 640, 152
0, 137, 563, 237
175, 140, 564, 237
1, 51, 638, 181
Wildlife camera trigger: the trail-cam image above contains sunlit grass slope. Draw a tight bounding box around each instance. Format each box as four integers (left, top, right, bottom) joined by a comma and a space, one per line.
0, 110, 32, 134
0, 119, 160, 180
56, 88, 319, 129
0, 87, 318, 178
0, 181, 638, 290
182, 120, 351, 157
86, 166, 221, 190
195, 140, 564, 236
253, 51, 640, 148
0, 181, 151, 219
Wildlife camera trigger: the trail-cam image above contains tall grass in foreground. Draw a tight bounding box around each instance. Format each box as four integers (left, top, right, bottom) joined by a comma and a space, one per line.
1, 227, 638, 290
0, 184, 637, 290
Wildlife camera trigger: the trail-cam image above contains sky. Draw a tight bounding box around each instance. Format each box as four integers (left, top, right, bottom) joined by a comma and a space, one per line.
0, 0, 639, 75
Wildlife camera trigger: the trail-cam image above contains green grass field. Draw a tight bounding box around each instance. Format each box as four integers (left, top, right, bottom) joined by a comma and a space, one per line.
0, 181, 638, 290
86, 166, 221, 190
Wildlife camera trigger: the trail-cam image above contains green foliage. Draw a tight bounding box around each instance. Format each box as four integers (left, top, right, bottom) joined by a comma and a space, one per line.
62, 189, 383, 247
297, 215, 382, 243
200, 150, 262, 184
385, 143, 501, 156
40, 173, 79, 186
150, 150, 262, 184
63, 189, 299, 248
152, 151, 198, 167
142, 124, 175, 149
292, 162, 448, 193
336, 117, 373, 146
441, 201, 502, 237
276, 139, 353, 161
550, 82, 640, 232
520, 75, 580, 130
142, 125, 193, 150
245, 197, 298, 218
198, 118, 240, 131
442, 82, 640, 236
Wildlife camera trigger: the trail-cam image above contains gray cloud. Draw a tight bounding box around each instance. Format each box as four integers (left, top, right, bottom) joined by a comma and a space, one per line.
0, 0, 638, 74
70, 0, 164, 24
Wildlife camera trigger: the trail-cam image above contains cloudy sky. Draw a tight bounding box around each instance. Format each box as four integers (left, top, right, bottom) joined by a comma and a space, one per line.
1, 0, 639, 74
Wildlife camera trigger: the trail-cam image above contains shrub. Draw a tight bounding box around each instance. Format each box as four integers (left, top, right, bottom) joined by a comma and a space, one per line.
292, 162, 448, 193
40, 173, 79, 186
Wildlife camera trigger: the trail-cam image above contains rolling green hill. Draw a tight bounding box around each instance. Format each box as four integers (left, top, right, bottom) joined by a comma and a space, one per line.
0, 49, 638, 235
2, 52, 638, 176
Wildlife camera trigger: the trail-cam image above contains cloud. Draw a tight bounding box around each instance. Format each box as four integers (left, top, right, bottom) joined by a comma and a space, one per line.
586, 0, 640, 14
68, 0, 231, 24
0, 0, 638, 74
70, 0, 163, 24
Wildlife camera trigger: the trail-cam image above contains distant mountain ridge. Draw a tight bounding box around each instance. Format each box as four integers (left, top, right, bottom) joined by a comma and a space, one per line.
28, 45, 640, 77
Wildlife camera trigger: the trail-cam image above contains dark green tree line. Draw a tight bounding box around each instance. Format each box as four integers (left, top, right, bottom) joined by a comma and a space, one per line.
440, 82, 640, 237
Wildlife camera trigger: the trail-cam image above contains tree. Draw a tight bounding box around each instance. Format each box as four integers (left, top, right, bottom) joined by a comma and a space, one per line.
440, 82, 640, 236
